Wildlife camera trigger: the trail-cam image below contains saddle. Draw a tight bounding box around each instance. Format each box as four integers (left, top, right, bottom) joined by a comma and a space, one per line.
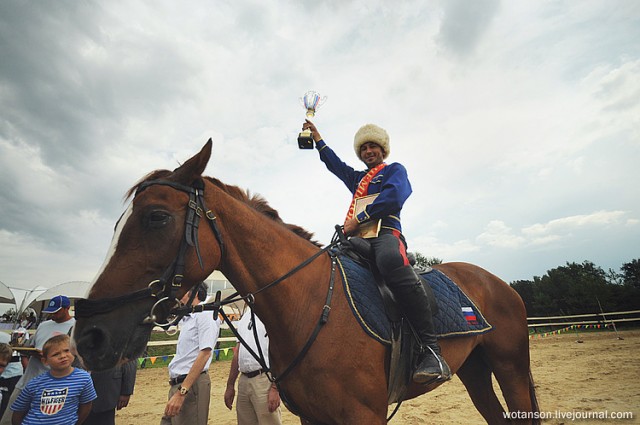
338, 238, 425, 404
337, 237, 492, 405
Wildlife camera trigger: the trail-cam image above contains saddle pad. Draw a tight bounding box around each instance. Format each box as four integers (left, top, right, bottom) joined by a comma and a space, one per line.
338, 255, 493, 345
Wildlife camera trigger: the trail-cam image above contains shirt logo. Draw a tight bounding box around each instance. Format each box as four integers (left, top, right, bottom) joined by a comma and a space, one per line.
370, 174, 384, 184
40, 387, 68, 415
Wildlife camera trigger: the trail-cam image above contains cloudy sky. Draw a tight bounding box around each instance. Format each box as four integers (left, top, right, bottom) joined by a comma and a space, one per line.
1, 0, 638, 295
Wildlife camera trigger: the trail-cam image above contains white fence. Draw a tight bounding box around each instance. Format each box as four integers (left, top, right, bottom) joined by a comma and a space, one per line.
527, 309, 640, 328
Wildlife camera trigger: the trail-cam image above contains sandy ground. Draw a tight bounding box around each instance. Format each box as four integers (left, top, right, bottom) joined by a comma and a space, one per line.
116, 330, 640, 424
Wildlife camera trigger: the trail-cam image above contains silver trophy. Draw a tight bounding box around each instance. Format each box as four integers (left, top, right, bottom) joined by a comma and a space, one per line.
298, 90, 327, 149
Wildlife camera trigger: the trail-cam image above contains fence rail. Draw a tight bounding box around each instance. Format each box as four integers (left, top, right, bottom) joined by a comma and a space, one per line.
146, 336, 235, 347
527, 309, 640, 328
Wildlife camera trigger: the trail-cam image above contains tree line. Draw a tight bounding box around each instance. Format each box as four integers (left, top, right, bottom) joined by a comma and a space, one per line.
414, 254, 640, 317
510, 259, 640, 316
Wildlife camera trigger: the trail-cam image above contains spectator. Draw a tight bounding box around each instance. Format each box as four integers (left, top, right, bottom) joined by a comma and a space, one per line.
0, 344, 13, 413
0, 333, 23, 418
10, 334, 96, 425
85, 359, 137, 425
161, 283, 220, 425
0, 295, 75, 425
224, 308, 281, 425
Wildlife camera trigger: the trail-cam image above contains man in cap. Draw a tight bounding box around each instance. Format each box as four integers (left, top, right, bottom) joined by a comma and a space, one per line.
301, 120, 451, 385
0, 295, 76, 425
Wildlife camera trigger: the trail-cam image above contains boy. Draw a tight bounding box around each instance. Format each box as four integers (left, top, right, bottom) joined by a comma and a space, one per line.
10, 335, 96, 425
0, 343, 12, 373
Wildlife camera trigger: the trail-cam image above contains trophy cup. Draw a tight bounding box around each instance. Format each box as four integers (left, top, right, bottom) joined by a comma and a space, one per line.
298, 90, 327, 149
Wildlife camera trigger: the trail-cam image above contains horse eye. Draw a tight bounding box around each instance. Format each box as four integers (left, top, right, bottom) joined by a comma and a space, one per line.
147, 211, 172, 228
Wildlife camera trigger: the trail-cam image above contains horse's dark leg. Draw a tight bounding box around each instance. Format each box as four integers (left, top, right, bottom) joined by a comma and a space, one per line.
482, 324, 537, 424
488, 349, 536, 424
457, 347, 508, 424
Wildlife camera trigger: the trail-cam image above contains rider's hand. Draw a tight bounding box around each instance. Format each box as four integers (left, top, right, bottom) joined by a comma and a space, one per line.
343, 218, 359, 236
303, 119, 323, 143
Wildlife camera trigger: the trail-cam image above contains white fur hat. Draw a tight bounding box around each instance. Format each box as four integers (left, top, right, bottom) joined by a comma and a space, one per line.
353, 124, 390, 160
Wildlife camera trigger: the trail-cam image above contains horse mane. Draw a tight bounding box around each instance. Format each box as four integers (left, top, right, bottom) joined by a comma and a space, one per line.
126, 171, 322, 248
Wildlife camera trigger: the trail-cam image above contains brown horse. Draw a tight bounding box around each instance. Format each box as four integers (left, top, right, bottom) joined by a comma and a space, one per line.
74, 140, 539, 424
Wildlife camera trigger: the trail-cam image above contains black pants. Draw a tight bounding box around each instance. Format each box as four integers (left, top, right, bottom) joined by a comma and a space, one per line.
369, 228, 410, 278
84, 408, 116, 425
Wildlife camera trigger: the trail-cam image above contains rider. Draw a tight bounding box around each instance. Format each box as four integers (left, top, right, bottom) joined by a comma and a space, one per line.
302, 120, 451, 385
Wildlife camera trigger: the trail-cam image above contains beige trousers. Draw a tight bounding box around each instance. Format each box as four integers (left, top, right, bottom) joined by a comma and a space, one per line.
236, 372, 282, 425
160, 372, 210, 425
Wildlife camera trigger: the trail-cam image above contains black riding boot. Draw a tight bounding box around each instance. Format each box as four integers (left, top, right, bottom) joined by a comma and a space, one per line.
387, 265, 451, 385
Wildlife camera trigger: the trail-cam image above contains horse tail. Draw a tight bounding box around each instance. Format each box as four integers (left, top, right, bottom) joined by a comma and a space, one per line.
528, 369, 541, 425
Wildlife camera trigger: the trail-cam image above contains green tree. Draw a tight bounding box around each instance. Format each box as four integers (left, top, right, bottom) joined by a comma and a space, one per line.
510, 280, 535, 315
621, 259, 640, 289
413, 252, 442, 268
532, 261, 611, 315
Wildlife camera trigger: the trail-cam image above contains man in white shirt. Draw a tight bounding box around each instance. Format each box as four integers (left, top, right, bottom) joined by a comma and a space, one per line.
161, 283, 220, 425
0, 295, 76, 425
224, 308, 282, 425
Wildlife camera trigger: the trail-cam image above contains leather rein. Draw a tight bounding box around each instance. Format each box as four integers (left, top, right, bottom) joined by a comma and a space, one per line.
74, 178, 342, 391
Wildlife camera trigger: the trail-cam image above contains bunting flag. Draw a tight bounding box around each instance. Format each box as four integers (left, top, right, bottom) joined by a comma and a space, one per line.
134, 347, 237, 368
528, 323, 612, 339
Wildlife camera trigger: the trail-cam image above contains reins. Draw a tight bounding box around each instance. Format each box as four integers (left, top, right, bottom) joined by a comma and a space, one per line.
76, 177, 343, 387
175, 233, 342, 385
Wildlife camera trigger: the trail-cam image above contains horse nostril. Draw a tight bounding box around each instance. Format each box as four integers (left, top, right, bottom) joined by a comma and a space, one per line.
81, 326, 107, 350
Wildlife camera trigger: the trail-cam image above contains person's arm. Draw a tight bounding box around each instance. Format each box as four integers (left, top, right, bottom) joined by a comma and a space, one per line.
224, 346, 240, 410
267, 382, 281, 413
11, 410, 26, 425
303, 120, 362, 191
118, 360, 137, 410
163, 348, 211, 417
76, 401, 93, 424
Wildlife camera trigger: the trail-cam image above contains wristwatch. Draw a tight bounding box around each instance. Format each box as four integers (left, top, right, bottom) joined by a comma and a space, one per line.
178, 385, 189, 396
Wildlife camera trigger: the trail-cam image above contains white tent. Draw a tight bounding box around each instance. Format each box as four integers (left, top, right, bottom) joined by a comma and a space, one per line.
0, 280, 15, 305
28, 281, 91, 317
31, 281, 91, 303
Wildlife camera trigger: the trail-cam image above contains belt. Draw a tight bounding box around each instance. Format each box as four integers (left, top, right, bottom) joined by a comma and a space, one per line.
169, 370, 206, 386
242, 369, 264, 378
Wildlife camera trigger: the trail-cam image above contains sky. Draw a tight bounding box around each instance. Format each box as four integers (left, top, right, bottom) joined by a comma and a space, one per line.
0, 0, 639, 296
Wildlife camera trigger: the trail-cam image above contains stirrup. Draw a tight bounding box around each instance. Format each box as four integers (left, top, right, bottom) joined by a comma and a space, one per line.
413, 346, 451, 385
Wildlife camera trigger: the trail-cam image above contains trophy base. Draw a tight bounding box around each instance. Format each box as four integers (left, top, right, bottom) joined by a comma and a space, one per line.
297, 132, 314, 149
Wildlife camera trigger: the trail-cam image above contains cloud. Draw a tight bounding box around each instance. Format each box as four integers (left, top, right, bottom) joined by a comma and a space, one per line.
477, 220, 527, 248
436, 0, 501, 57
522, 211, 630, 238
0, 1, 638, 290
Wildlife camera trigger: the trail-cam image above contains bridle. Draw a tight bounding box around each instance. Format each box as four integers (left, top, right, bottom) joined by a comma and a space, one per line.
75, 178, 225, 326
75, 177, 344, 402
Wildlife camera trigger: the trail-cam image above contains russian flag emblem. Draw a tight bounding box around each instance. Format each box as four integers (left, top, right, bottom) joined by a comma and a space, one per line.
462, 307, 478, 325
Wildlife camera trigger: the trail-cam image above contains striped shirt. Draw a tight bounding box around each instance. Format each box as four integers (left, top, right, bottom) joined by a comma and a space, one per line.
11, 368, 97, 424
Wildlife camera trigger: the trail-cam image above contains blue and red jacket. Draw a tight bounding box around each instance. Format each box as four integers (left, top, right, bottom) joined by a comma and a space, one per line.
316, 140, 412, 233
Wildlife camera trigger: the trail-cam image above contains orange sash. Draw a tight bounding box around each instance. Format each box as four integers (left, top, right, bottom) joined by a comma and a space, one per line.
345, 163, 387, 222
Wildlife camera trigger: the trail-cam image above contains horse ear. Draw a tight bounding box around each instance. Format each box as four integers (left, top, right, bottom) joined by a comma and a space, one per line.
171, 139, 212, 184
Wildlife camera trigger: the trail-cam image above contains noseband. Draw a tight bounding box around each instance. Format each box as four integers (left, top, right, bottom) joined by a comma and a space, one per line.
75, 178, 225, 326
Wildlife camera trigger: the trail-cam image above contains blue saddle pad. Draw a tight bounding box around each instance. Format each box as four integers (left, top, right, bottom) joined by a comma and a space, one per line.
337, 255, 493, 345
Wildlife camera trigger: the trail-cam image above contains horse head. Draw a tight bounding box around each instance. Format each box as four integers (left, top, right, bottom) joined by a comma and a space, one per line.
74, 140, 223, 370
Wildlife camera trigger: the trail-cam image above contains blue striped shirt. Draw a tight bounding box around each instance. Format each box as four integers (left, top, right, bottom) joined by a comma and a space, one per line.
11, 368, 97, 424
